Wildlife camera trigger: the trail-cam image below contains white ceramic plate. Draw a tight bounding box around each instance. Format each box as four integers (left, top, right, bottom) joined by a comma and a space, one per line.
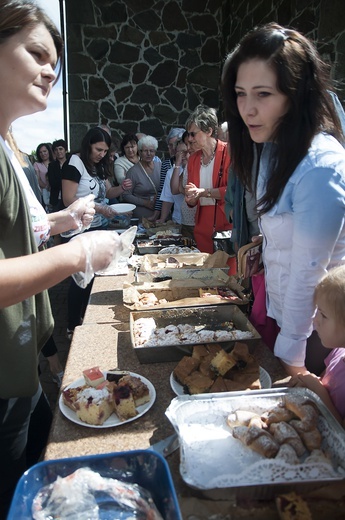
59, 371, 156, 428
109, 203, 136, 214
170, 366, 272, 396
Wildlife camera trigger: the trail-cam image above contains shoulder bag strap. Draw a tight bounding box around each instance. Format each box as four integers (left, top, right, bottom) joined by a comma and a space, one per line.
213, 146, 226, 233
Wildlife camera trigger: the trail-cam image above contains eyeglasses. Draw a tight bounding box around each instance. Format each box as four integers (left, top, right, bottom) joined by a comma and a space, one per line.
187, 130, 201, 138
141, 149, 156, 154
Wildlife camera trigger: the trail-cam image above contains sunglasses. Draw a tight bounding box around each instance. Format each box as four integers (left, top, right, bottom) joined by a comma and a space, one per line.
187, 130, 201, 138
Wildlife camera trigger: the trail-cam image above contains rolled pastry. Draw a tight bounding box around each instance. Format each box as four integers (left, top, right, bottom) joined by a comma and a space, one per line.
269, 421, 305, 457
283, 395, 319, 432
227, 410, 258, 427
233, 425, 280, 458
290, 420, 322, 451
275, 443, 300, 465
262, 404, 295, 425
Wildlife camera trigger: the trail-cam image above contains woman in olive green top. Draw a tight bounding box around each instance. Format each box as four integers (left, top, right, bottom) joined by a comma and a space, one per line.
0, 2, 122, 514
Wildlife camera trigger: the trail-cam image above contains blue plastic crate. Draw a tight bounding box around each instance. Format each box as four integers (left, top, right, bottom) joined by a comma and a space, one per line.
8, 449, 182, 519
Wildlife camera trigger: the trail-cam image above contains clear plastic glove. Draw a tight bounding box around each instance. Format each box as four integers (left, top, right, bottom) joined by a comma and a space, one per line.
72, 227, 137, 288
60, 194, 95, 238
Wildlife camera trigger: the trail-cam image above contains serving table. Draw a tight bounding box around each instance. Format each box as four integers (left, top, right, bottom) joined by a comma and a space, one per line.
44, 273, 343, 518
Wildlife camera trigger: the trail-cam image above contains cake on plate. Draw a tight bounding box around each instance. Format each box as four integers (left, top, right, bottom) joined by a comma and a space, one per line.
83, 366, 105, 387
113, 384, 137, 421
62, 385, 114, 426
117, 374, 150, 407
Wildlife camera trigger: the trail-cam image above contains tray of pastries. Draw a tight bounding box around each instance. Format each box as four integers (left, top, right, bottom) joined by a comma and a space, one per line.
170, 342, 271, 395
166, 387, 345, 498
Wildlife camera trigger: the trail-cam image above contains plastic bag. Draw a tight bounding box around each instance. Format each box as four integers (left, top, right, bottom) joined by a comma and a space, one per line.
72, 226, 137, 289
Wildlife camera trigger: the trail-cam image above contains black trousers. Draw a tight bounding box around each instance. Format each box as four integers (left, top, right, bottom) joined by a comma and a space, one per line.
0, 386, 52, 519
67, 276, 94, 330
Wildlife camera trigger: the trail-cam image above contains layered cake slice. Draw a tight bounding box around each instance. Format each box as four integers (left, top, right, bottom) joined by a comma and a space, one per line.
83, 366, 105, 388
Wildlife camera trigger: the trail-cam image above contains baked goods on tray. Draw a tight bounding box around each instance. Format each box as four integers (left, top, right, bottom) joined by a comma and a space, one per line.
62, 368, 150, 426
133, 317, 254, 347
173, 342, 261, 395
227, 393, 331, 467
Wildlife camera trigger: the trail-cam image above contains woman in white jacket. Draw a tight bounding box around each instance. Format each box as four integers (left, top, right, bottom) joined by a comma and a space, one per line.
222, 23, 345, 377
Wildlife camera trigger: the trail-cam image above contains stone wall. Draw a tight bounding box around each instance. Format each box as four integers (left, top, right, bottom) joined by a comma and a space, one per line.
65, 0, 226, 153
223, 0, 345, 104
65, 0, 345, 154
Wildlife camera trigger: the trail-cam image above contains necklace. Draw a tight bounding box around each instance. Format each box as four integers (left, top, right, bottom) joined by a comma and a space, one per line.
139, 160, 153, 174
139, 161, 158, 195
201, 141, 217, 167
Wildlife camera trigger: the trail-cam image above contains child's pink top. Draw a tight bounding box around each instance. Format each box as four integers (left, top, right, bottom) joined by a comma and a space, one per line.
322, 348, 345, 419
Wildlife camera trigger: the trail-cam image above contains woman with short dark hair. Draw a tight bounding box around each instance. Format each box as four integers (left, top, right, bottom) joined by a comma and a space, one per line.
114, 133, 139, 184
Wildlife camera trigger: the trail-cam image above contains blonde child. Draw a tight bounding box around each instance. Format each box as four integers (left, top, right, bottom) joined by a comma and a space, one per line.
289, 265, 345, 425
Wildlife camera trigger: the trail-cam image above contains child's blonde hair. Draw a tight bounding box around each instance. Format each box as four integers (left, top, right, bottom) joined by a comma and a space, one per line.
314, 265, 345, 324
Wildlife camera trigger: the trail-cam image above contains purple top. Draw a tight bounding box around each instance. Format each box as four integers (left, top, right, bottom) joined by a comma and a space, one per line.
322, 348, 345, 419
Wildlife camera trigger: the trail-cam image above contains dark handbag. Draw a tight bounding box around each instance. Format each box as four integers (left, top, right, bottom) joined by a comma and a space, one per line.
212, 229, 233, 254
211, 148, 234, 255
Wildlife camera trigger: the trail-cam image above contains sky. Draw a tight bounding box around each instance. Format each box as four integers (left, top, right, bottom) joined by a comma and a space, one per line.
11, 0, 64, 155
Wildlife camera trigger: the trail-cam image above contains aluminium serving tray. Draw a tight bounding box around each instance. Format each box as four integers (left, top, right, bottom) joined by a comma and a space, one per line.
130, 304, 260, 363
165, 387, 345, 499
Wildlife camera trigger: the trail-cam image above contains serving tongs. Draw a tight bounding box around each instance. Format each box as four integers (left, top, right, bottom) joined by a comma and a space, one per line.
148, 433, 179, 458
194, 322, 234, 333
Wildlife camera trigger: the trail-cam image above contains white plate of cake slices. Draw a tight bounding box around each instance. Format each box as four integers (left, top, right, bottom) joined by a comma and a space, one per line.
170, 367, 272, 396
59, 370, 156, 428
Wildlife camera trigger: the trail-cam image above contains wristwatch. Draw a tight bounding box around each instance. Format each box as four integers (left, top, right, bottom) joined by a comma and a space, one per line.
207, 189, 212, 198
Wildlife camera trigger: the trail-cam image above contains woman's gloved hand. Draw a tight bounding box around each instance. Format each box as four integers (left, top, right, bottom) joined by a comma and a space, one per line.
71, 226, 136, 288
61, 194, 95, 238
71, 230, 122, 288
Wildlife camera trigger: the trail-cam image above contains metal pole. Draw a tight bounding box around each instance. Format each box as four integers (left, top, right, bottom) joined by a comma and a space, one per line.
59, 0, 69, 149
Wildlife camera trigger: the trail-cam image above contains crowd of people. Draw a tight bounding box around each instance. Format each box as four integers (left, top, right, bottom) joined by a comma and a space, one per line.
0, 0, 345, 516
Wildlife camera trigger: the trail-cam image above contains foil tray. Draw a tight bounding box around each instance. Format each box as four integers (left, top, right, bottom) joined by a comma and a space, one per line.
130, 305, 260, 363
165, 387, 345, 499
137, 267, 230, 283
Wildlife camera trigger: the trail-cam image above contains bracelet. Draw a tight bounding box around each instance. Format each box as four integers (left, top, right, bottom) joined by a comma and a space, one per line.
174, 165, 180, 169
